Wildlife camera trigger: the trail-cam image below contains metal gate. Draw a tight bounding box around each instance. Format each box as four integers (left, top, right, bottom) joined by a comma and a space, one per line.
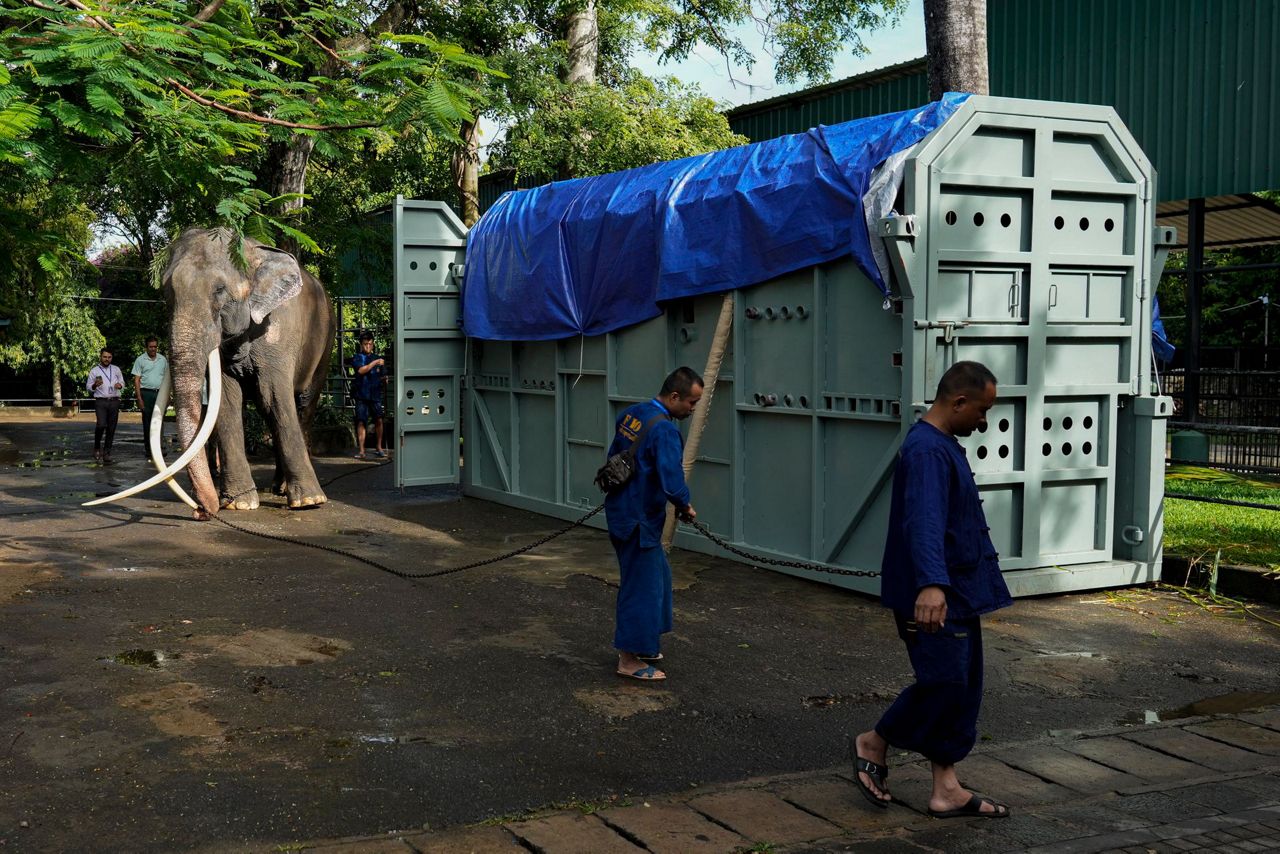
393, 198, 467, 487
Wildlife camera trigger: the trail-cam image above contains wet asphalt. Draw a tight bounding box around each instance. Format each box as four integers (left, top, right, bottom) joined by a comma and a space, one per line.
1, 414, 1278, 852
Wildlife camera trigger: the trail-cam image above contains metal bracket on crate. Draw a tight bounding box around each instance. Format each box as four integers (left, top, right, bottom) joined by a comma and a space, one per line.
879, 215, 917, 239
449, 262, 466, 284
913, 319, 968, 344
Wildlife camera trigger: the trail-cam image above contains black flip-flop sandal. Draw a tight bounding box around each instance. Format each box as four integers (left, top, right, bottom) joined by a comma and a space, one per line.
847, 737, 891, 808
928, 794, 1009, 819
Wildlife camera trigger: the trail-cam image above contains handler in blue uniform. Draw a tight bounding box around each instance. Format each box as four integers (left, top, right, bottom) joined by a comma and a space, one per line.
605, 367, 702, 682
852, 361, 1013, 819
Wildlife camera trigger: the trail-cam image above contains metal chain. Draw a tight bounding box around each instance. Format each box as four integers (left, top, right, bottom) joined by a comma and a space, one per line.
206, 503, 604, 580
205, 494, 877, 581
686, 519, 880, 578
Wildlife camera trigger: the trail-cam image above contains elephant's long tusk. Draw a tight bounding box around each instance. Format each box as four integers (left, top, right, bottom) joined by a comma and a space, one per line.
84, 347, 223, 508
149, 370, 199, 510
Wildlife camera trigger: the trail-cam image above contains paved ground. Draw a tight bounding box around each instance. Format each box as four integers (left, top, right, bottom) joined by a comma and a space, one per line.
1, 414, 1278, 853
317, 707, 1280, 853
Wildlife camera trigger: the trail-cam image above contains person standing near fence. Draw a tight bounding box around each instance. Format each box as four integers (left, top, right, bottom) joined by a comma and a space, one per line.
87, 347, 125, 464
348, 331, 387, 460
132, 336, 168, 461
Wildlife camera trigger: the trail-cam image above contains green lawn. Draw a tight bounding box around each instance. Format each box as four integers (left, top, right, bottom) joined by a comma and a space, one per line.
1164, 465, 1280, 568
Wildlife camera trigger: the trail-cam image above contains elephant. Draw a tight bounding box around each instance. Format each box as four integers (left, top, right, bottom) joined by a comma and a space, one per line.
89, 228, 336, 518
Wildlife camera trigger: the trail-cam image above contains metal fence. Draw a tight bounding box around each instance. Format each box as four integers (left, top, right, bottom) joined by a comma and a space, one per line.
1167, 422, 1280, 475
1162, 367, 1280, 473
1162, 369, 1280, 426
329, 296, 393, 414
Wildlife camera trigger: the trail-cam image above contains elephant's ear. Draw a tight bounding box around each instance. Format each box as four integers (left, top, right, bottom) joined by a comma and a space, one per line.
248, 246, 304, 325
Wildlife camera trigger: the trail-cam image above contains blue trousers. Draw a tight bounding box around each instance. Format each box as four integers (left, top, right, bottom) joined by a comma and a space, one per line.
611, 530, 673, 656
875, 614, 984, 766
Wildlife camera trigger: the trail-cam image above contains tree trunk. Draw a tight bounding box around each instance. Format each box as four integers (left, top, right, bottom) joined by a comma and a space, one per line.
266, 134, 318, 253
565, 0, 598, 86
51, 363, 62, 408
451, 118, 481, 227
924, 0, 989, 100
662, 293, 734, 551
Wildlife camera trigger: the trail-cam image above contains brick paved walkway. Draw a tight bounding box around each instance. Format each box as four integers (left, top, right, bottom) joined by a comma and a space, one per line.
296, 707, 1280, 853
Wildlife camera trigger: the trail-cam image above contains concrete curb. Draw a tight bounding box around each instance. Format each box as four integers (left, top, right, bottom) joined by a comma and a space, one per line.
1164, 555, 1280, 605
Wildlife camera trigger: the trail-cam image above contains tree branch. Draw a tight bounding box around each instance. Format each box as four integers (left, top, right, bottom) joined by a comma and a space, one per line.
191, 0, 226, 24
305, 31, 355, 70
165, 79, 379, 130
35, 0, 380, 131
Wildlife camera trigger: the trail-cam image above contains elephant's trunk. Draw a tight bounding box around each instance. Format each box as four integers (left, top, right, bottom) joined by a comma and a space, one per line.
170, 340, 221, 518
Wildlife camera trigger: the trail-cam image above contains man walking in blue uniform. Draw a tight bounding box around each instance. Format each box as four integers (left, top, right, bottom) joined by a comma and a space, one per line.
605, 367, 702, 681
852, 361, 1013, 819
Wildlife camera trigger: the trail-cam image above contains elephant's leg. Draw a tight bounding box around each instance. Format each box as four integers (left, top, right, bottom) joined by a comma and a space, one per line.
256, 393, 295, 495
271, 422, 288, 496
258, 378, 325, 508
216, 380, 259, 510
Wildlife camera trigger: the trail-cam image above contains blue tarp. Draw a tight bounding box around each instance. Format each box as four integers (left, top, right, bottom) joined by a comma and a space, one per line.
463, 93, 971, 341
1152, 295, 1176, 362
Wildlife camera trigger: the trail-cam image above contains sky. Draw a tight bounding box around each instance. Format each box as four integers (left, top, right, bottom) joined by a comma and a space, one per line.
628, 0, 926, 109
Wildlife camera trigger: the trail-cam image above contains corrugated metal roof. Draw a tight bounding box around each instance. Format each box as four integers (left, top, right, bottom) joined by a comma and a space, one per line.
1156, 194, 1280, 250
726, 59, 929, 142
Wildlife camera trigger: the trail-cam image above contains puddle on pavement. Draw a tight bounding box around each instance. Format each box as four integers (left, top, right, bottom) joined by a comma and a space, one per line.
1123, 690, 1280, 725
42, 491, 99, 504
114, 649, 162, 667
356, 733, 458, 746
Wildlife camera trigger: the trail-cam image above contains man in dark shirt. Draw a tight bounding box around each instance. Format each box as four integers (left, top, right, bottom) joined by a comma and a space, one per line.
852, 360, 1013, 819
605, 367, 701, 681
348, 332, 387, 459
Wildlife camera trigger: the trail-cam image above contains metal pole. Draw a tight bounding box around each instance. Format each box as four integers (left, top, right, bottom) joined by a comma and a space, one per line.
1185, 198, 1205, 423
1265, 294, 1271, 369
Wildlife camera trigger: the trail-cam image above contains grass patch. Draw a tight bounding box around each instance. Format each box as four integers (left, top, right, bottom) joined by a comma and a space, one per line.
1164, 465, 1280, 568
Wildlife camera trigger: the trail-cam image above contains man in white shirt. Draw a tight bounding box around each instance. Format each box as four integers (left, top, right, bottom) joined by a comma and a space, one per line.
132, 336, 169, 459
86, 347, 125, 463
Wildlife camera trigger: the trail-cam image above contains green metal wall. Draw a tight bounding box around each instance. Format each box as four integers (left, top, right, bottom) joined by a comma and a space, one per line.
988, 0, 1279, 202
727, 0, 1279, 203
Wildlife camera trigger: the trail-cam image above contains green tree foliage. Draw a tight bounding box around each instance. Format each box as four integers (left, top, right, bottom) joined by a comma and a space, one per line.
89, 245, 167, 358
0, 0, 499, 252
304, 127, 458, 295
0, 185, 103, 397
492, 73, 746, 179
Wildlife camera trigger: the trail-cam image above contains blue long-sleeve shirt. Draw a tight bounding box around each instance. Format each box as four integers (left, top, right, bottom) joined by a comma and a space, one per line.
604, 399, 692, 547
348, 352, 384, 400
880, 421, 1013, 618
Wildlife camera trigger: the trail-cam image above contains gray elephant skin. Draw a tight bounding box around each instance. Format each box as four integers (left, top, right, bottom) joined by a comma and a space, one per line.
164, 228, 336, 516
